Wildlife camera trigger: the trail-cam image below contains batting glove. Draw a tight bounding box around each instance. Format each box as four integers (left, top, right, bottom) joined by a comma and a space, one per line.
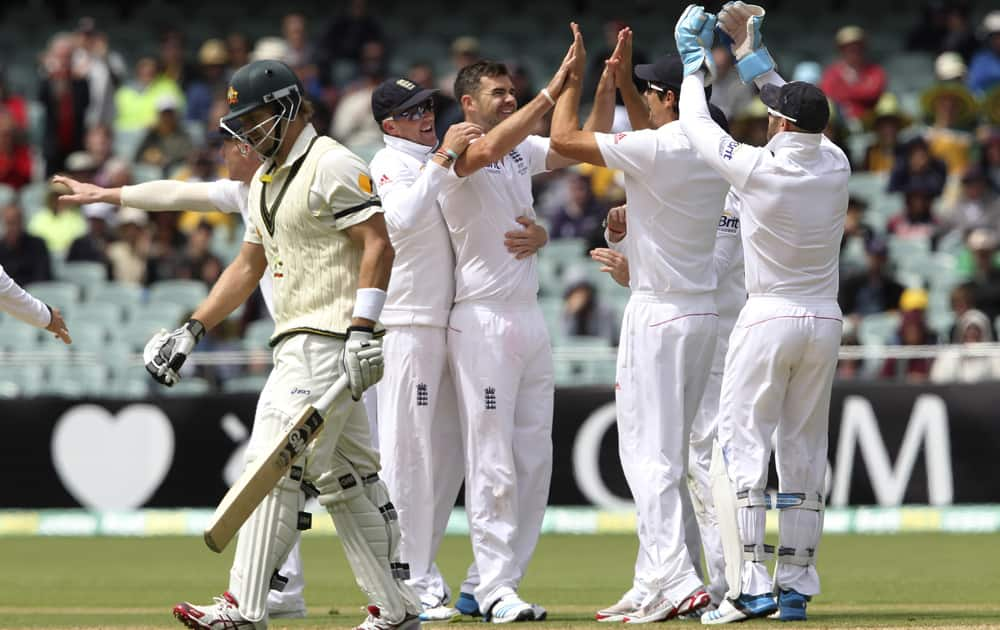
675, 5, 718, 83
718, 1, 775, 83
341, 326, 384, 401
144, 319, 205, 387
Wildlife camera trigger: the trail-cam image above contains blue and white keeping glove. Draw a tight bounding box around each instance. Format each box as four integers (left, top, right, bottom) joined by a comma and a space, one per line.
144, 319, 205, 387
718, 1, 775, 83
341, 327, 384, 401
674, 4, 718, 82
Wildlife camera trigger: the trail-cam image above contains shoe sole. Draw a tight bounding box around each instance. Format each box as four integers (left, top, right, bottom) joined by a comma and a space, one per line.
172, 605, 209, 630
703, 603, 777, 625
595, 613, 627, 623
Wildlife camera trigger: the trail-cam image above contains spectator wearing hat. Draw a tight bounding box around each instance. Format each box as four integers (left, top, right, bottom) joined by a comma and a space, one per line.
968, 10, 1000, 95
114, 56, 185, 133
185, 39, 230, 124
930, 309, 1000, 383
862, 93, 912, 173
0, 203, 51, 285
66, 201, 114, 277
106, 206, 150, 285
943, 166, 1000, 236
820, 25, 887, 120
38, 33, 90, 175
964, 228, 1000, 324
921, 52, 977, 176
839, 236, 905, 319
887, 180, 941, 241
0, 107, 31, 190
27, 180, 86, 255
888, 136, 948, 197
438, 36, 481, 98
135, 94, 194, 175
881, 298, 937, 383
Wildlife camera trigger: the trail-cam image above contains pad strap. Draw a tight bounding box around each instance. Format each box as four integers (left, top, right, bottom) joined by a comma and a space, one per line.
742, 543, 775, 563
736, 488, 771, 509
775, 492, 824, 511
777, 545, 816, 566
735, 46, 775, 83
270, 571, 289, 592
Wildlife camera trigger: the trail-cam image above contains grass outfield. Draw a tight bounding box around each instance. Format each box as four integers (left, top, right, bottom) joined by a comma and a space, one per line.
1, 534, 998, 629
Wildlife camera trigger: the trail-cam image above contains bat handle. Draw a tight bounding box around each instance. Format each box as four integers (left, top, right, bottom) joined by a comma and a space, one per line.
313, 373, 351, 418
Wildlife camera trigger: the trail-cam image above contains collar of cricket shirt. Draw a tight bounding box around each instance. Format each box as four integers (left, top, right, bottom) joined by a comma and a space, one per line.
383, 133, 435, 161
766, 130, 823, 154
264, 123, 318, 175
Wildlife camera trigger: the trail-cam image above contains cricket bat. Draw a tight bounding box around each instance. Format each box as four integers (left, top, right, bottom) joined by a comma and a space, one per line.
204, 373, 350, 553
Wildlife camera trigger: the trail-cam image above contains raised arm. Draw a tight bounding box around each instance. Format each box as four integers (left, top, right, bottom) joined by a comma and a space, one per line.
613, 28, 651, 131
455, 45, 576, 177
53, 174, 230, 213
550, 23, 613, 166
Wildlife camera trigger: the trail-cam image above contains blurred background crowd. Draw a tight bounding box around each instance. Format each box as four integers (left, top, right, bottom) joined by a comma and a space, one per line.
1, 0, 1000, 396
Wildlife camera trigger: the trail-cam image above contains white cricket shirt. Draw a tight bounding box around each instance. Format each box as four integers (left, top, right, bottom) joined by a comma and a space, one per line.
369, 134, 454, 327
437, 135, 549, 304
680, 72, 851, 301
595, 123, 730, 296
0, 264, 51, 328
714, 192, 746, 333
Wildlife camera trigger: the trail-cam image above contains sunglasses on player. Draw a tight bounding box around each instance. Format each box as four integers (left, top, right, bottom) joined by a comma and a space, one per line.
389, 99, 434, 121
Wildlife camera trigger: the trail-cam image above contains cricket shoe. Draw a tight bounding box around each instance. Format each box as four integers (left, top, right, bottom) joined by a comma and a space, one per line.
487, 593, 537, 623
700, 593, 777, 625
172, 591, 262, 629
624, 588, 710, 624
594, 591, 642, 622
418, 597, 460, 623
455, 592, 481, 617
529, 604, 547, 621
355, 605, 422, 630
768, 589, 810, 622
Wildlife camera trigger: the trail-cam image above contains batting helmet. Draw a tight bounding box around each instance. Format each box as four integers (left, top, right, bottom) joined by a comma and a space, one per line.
220, 59, 305, 158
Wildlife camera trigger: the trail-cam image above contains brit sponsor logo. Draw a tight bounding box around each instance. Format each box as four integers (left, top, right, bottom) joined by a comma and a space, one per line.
718, 212, 739, 235
719, 138, 739, 161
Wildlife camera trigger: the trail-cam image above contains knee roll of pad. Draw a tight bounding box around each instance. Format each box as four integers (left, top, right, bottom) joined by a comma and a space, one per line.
775, 492, 823, 512
313, 467, 365, 506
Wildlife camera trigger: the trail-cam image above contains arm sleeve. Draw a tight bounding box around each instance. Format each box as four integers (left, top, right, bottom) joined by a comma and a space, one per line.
679, 72, 763, 190
594, 131, 658, 178
371, 154, 450, 233
0, 265, 51, 328
522, 135, 552, 176
120, 179, 235, 213
243, 212, 263, 245
311, 150, 383, 231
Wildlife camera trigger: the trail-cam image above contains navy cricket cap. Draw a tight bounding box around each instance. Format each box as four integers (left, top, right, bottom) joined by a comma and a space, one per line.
372, 78, 438, 124
759, 81, 830, 134
634, 54, 712, 98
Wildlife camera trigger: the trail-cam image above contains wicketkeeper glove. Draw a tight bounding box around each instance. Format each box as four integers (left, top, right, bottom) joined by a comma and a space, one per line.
144, 319, 205, 387
341, 326, 384, 401
718, 1, 775, 83
674, 4, 718, 82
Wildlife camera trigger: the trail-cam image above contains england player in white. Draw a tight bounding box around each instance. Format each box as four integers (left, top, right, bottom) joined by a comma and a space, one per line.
54, 135, 308, 619
434, 40, 611, 622
675, 3, 850, 624
0, 264, 71, 343
551, 25, 729, 624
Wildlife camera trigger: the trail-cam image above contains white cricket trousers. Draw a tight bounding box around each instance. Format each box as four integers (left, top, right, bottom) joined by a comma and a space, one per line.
616, 292, 718, 607
717, 295, 842, 597
377, 325, 465, 607
447, 301, 554, 615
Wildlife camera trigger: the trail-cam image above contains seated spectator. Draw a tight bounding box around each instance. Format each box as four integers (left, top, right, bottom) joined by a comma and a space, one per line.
888, 136, 947, 197
438, 37, 481, 98
839, 237, 904, 317
114, 57, 185, 133
135, 95, 194, 175
331, 40, 386, 152
882, 291, 937, 382
940, 1, 979, 62
560, 279, 618, 345
967, 10, 1000, 95
887, 182, 940, 240
862, 93, 911, 173
906, 1, 948, 54
39, 33, 90, 175
316, 0, 385, 89
283, 13, 322, 101
0, 203, 51, 285
921, 54, 977, 175
27, 183, 87, 255
0, 68, 28, 130
549, 173, 604, 241
175, 221, 222, 285
841, 196, 876, 251
226, 32, 251, 77
185, 39, 230, 124
0, 107, 31, 189
107, 206, 150, 285
820, 26, 887, 120
965, 228, 1000, 324
930, 309, 1000, 383
67, 202, 114, 278
943, 166, 1000, 236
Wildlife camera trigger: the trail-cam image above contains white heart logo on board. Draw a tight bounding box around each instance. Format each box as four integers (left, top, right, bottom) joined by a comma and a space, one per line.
51, 404, 175, 510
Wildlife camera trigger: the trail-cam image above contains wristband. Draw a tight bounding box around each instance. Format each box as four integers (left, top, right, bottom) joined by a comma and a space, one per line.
434, 150, 454, 164
444, 148, 459, 160
186, 319, 206, 343
352, 288, 387, 322
541, 88, 556, 106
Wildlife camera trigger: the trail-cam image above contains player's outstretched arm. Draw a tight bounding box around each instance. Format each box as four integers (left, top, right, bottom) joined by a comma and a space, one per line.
0, 264, 71, 343
53, 174, 227, 213
550, 23, 609, 167
454, 40, 576, 177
